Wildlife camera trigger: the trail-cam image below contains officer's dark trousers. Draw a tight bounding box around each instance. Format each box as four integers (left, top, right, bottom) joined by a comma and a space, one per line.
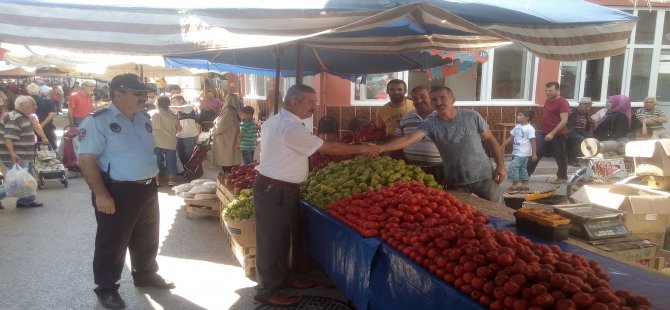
92, 181, 159, 293
252, 176, 303, 300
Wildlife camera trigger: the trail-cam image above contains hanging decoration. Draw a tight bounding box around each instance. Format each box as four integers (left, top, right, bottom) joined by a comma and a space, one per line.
424, 50, 489, 80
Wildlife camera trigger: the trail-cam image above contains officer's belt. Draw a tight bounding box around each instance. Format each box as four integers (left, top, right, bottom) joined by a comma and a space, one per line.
108, 178, 154, 185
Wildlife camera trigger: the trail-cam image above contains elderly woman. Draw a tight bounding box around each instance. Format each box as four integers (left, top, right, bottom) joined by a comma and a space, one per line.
210, 95, 242, 173
635, 96, 668, 139
151, 96, 181, 187
593, 95, 631, 141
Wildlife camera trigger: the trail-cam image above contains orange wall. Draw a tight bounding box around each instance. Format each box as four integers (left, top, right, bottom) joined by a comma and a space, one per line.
535, 59, 560, 107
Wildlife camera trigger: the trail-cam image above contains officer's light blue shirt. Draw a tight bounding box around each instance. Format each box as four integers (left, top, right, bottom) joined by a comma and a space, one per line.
77, 104, 159, 181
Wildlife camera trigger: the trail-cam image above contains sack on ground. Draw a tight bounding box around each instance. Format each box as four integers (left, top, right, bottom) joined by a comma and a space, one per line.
4, 165, 38, 198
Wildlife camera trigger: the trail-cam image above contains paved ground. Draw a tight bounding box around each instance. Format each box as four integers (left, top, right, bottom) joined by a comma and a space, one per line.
0, 113, 571, 310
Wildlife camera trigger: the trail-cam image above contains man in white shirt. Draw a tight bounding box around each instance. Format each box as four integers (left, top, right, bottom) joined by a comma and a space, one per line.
252, 84, 380, 307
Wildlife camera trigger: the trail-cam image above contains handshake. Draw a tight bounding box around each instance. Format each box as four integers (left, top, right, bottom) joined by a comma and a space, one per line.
361, 143, 384, 157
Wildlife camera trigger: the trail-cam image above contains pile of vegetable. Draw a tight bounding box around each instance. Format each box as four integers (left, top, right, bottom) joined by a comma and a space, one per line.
341, 123, 388, 144
382, 223, 651, 310
322, 181, 652, 309
223, 189, 254, 220
228, 163, 259, 190
328, 181, 488, 238
301, 156, 441, 209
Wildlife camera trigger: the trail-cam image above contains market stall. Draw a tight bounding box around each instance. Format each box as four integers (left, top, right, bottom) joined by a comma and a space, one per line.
301, 198, 670, 309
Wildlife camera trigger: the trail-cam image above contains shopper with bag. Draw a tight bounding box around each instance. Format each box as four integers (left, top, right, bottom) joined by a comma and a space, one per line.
0, 95, 45, 208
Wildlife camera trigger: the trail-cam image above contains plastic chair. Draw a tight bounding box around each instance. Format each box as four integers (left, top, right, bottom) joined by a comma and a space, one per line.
317, 116, 339, 141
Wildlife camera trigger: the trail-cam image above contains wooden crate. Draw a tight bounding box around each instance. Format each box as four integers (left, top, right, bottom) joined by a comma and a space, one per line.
184, 199, 220, 218
229, 235, 256, 277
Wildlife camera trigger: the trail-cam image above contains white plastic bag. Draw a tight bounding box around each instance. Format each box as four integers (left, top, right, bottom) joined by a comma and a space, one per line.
4, 164, 38, 198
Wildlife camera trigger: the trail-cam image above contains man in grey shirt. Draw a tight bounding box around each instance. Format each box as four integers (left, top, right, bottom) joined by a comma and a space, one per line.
380, 86, 505, 204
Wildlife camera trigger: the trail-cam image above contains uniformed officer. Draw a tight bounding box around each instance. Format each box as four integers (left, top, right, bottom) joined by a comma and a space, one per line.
78, 74, 174, 310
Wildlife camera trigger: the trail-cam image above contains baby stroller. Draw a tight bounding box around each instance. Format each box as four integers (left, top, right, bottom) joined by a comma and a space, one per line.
34, 144, 68, 188
184, 138, 211, 181
57, 125, 80, 172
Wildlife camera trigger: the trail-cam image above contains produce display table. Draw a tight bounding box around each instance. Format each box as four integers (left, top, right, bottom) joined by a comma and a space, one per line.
300, 199, 670, 310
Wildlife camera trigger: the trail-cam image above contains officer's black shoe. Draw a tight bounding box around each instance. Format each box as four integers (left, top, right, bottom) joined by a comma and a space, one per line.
133, 274, 176, 289
16, 202, 44, 208
96, 291, 126, 309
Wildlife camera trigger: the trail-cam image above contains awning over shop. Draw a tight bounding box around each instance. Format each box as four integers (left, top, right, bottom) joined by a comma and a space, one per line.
0, 0, 637, 61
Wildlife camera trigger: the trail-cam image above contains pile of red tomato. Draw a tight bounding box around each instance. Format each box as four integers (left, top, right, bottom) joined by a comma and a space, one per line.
326, 181, 651, 309
328, 181, 489, 238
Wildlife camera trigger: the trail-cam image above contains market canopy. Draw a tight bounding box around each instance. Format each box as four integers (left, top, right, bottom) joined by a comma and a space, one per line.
0, 0, 637, 61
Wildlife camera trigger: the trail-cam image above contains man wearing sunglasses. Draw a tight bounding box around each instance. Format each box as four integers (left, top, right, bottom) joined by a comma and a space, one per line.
78, 74, 174, 310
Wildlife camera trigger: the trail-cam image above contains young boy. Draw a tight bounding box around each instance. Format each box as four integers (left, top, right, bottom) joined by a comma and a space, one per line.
236, 106, 257, 164
502, 109, 537, 192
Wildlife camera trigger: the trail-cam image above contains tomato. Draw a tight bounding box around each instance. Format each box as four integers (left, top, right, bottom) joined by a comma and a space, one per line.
497, 254, 514, 267
532, 293, 555, 308
504, 281, 521, 296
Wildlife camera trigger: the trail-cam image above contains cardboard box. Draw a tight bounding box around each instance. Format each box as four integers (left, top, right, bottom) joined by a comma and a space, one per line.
224, 218, 256, 247
571, 184, 670, 235
625, 139, 670, 176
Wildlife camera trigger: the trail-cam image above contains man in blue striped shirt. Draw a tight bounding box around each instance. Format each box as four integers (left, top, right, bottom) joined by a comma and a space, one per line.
395, 86, 444, 184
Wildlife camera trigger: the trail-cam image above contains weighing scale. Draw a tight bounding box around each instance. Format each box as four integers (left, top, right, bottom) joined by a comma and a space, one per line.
552, 203, 630, 240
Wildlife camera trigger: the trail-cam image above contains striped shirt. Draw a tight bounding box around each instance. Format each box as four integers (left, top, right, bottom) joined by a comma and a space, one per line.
151, 110, 178, 149
239, 119, 257, 151
395, 110, 442, 166
635, 108, 667, 132
0, 111, 36, 162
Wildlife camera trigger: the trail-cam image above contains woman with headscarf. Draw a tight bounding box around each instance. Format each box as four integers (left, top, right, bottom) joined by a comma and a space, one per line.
593, 95, 631, 141
210, 95, 242, 173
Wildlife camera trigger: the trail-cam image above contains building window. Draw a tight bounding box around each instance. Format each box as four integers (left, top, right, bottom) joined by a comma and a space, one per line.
607, 54, 625, 96
352, 72, 408, 105
244, 74, 268, 98
629, 48, 653, 101
657, 50, 670, 102
583, 59, 604, 102
491, 45, 534, 100
635, 10, 656, 45
558, 8, 668, 105
560, 62, 579, 100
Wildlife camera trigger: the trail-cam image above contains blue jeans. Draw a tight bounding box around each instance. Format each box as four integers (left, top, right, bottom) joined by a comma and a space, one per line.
74, 117, 86, 127
176, 136, 198, 166
241, 150, 255, 165
0, 161, 37, 205
154, 148, 177, 177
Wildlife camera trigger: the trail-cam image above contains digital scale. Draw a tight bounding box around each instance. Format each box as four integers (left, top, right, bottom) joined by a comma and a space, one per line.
552, 203, 630, 240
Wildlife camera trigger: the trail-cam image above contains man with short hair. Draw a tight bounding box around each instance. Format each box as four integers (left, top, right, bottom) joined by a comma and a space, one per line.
69, 80, 96, 126
380, 86, 506, 204
396, 86, 444, 184
253, 84, 380, 307
170, 95, 200, 168
78, 74, 174, 310
167, 84, 181, 95
566, 97, 594, 166
374, 79, 414, 135
527, 82, 570, 184
636, 96, 668, 139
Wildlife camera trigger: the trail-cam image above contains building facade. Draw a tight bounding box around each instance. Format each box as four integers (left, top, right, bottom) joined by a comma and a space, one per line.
236, 1, 670, 147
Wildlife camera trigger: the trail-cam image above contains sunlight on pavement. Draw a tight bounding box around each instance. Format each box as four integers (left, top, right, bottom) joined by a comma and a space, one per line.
153, 256, 255, 309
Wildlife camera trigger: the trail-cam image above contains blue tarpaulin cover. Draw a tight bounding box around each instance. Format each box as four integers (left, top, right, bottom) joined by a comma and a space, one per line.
301, 201, 670, 310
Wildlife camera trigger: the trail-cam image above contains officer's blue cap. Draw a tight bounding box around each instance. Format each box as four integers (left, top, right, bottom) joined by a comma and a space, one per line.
109, 74, 154, 91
